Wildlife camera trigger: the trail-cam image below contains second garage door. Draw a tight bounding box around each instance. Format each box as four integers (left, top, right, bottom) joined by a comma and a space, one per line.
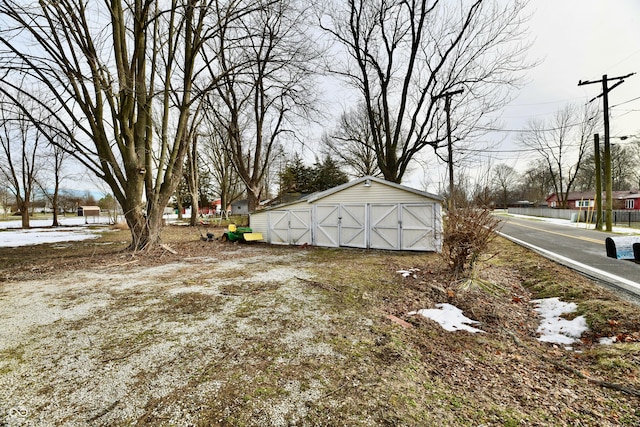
313, 203, 438, 251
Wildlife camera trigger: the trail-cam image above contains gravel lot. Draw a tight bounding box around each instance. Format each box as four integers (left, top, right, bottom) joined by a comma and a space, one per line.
0, 246, 337, 426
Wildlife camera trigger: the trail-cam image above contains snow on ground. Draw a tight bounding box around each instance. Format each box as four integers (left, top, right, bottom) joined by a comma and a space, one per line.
531, 297, 589, 346
0, 228, 103, 247
0, 217, 111, 247
406, 298, 595, 346
0, 214, 183, 248
396, 268, 420, 278
408, 304, 485, 333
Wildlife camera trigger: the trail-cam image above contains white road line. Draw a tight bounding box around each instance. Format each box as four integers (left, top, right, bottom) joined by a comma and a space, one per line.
497, 231, 640, 295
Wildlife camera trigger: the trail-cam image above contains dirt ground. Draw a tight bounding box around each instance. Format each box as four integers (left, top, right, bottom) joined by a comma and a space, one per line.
1, 225, 639, 426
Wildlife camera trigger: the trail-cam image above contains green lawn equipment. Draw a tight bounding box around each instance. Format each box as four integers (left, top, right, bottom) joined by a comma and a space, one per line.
220, 224, 263, 243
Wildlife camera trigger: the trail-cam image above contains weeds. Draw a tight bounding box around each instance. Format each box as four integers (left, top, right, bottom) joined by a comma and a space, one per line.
441, 207, 501, 289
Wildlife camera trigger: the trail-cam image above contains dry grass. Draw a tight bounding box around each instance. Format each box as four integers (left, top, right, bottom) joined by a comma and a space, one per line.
0, 224, 639, 426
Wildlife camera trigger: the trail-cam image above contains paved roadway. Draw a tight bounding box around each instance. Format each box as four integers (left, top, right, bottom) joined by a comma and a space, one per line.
497, 215, 640, 301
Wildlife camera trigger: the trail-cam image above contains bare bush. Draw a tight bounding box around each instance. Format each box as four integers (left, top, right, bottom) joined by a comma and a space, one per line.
441, 207, 501, 286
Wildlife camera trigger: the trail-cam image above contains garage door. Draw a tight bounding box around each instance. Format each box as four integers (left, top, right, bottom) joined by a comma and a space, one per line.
268, 209, 311, 245
315, 204, 340, 247
401, 204, 436, 251
369, 203, 436, 251
339, 204, 366, 248
370, 204, 400, 250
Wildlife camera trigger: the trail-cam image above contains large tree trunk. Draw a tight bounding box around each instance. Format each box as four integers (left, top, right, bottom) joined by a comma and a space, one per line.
187, 134, 200, 226
190, 197, 199, 226
18, 198, 30, 229
123, 203, 165, 251
246, 185, 261, 213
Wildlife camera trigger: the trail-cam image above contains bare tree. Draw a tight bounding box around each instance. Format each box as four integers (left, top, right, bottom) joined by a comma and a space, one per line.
518, 160, 554, 206
492, 163, 519, 209
205, 0, 321, 211
201, 110, 244, 216
0, 0, 224, 249
519, 103, 600, 208
575, 143, 637, 192
0, 97, 43, 228
629, 139, 640, 189
467, 162, 495, 208
35, 135, 72, 227
321, 103, 382, 178
320, 0, 532, 183
0, 179, 10, 219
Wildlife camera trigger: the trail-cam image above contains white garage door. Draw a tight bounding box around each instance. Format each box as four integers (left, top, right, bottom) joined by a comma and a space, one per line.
339, 204, 366, 248
315, 204, 340, 247
401, 204, 436, 251
268, 209, 311, 245
370, 204, 400, 250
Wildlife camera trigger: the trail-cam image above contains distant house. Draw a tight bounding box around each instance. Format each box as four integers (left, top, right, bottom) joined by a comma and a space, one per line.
622, 192, 640, 210
231, 199, 249, 215
546, 191, 640, 210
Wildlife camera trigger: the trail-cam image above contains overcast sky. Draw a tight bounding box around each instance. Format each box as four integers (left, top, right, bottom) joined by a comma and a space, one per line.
398, 0, 640, 191
482, 0, 640, 164
73, 1, 640, 195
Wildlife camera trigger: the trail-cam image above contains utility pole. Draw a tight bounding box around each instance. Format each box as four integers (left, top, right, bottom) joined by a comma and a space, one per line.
593, 133, 602, 230
578, 73, 634, 231
433, 88, 464, 210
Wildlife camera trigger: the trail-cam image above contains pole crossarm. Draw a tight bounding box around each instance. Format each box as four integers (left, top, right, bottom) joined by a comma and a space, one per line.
432, 88, 464, 101
578, 72, 635, 87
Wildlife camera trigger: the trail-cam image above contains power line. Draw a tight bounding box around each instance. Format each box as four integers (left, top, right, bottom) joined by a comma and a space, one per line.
506, 96, 588, 107
610, 96, 640, 108
476, 120, 595, 133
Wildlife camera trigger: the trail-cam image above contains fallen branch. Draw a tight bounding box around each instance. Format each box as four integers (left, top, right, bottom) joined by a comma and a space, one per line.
296, 276, 339, 292
86, 400, 120, 423
159, 244, 177, 254
102, 260, 139, 268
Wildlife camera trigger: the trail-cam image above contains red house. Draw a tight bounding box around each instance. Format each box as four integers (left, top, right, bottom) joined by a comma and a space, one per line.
622, 193, 640, 210
546, 191, 640, 210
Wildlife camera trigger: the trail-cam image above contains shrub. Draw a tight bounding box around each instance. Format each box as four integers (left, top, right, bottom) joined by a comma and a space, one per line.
441, 207, 501, 282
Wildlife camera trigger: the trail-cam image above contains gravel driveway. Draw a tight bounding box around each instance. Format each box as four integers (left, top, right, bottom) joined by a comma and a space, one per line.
0, 247, 343, 426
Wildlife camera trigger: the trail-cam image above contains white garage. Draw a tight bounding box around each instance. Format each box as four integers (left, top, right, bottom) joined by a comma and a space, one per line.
250, 176, 444, 252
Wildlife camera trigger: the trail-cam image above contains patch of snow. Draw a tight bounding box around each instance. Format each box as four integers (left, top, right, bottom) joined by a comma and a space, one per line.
397, 268, 420, 278
598, 336, 617, 345
0, 227, 102, 247
531, 297, 589, 345
0, 217, 111, 247
408, 303, 484, 333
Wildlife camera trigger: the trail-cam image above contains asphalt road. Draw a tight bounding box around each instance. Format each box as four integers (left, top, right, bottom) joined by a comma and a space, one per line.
496, 215, 640, 301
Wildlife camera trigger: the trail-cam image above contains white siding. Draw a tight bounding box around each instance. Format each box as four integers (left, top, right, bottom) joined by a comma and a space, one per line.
249, 212, 269, 236
313, 180, 428, 205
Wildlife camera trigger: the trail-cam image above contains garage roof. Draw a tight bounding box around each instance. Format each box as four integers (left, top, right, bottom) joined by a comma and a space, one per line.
262, 175, 444, 212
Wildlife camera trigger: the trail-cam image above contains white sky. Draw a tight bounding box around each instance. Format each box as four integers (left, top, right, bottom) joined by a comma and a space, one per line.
500, 0, 640, 145
52, 0, 640, 196
308, 1, 640, 191
406, 0, 640, 191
